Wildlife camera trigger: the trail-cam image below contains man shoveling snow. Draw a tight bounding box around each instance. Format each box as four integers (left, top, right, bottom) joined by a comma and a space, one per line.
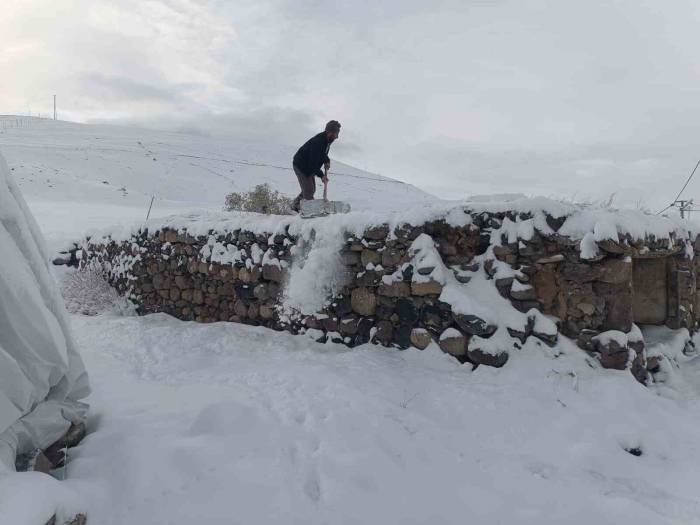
291, 120, 341, 214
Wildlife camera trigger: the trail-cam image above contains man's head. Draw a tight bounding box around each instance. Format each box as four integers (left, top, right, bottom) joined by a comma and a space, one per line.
325, 120, 341, 141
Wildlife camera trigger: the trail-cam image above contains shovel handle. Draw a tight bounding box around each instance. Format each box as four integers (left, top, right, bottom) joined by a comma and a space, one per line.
323, 166, 328, 201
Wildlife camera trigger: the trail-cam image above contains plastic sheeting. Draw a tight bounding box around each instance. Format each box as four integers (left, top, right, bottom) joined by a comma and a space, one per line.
0, 152, 90, 471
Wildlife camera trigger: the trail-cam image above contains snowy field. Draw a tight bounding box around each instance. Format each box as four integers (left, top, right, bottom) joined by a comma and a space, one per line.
4, 117, 700, 524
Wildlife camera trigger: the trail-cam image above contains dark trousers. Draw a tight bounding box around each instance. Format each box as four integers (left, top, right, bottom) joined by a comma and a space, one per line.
292, 165, 316, 211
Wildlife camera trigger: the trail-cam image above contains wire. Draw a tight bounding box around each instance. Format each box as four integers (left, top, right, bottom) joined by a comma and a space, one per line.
657, 158, 700, 214
232, 159, 405, 184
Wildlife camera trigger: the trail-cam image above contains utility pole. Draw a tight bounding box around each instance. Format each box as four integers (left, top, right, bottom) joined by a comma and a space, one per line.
675, 199, 694, 219
53, 95, 56, 120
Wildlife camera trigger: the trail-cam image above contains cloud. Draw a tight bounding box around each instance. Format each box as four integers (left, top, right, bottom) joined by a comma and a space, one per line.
81, 74, 182, 103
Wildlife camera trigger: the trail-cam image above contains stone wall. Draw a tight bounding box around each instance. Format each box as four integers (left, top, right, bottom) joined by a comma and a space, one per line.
64, 206, 700, 384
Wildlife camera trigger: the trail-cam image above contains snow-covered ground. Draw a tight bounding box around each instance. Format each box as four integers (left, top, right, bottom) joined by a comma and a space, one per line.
40, 312, 700, 524
4, 117, 700, 524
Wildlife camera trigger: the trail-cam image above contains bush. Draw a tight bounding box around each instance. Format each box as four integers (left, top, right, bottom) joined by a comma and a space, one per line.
224, 184, 293, 215
61, 263, 134, 315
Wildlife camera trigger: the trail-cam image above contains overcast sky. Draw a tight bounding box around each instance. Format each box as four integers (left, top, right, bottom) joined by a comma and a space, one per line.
3, 0, 700, 211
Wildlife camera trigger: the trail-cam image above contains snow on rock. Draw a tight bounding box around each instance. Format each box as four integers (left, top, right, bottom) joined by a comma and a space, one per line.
579, 232, 600, 260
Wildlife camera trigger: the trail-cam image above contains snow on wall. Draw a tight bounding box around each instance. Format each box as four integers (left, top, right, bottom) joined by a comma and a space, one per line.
0, 152, 90, 472
77, 194, 700, 252
70, 194, 700, 391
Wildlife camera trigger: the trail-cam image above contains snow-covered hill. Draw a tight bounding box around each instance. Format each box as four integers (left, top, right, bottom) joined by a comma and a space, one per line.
0, 116, 438, 248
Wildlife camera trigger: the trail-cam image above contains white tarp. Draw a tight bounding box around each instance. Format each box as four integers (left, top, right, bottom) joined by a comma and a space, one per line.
0, 152, 90, 471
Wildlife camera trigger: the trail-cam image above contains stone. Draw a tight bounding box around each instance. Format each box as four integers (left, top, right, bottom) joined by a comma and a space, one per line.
364, 225, 389, 240
217, 282, 235, 297
598, 239, 627, 255
339, 316, 360, 335
546, 214, 566, 232
577, 302, 595, 316
646, 355, 661, 373
453, 313, 497, 337
174, 275, 190, 289
396, 298, 419, 324
438, 242, 457, 256
374, 320, 394, 345
321, 316, 339, 332
331, 296, 352, 316
152, 273, 167, 290
535, 254, 565, 264
356, 270, 381, 287
260, 303, 275, 319
467, 346, 509, 368
351, 287, 377, 316
411, 279, 443, 296
376, 304, 394, 319
510, 285, 537, 301
234, 300, 249, 317
66, 514, 87, 525
417, 266, 436, 276
253, 283, 270, 300
169, 287, 181, 301
164, 229, 178, 243
262, 263, 285, 282
422, 303, 452, 330
341, 250, 361, 265
594, 338, 630, 370
493, 244, 515, 261
239, 266, 261, 283
219, 267, 236, 281
410, 328, 432, 349
460, 262, 480, 272
198, 261, 210, 274
247, 303, 259, 319
455, 273, 472, 284
439, 330, 468, 357
234, 283, 255, 300
382, 249, 405, 268
495, 277, 514, 289
630, 352, 649, 384
361, 249, 382, 266
393, 323, 412, 349
378, 281, 411, 297
595, 281, 633, 332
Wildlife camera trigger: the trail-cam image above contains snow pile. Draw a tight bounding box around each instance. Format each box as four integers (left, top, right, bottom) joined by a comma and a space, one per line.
282, 227, 346, 316
0, 152, 90, 518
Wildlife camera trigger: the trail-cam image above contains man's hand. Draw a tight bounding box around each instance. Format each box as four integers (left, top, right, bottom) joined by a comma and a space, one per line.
324, 161, 330, 172
321, 175, 329, 185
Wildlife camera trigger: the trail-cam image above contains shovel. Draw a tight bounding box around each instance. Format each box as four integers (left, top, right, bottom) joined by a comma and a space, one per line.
300, 167, 351, 218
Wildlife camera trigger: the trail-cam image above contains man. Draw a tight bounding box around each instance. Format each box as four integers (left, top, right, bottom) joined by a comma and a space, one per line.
291, 120, 341, 212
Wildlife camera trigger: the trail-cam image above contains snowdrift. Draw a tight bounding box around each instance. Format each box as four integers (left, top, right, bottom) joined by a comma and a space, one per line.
0, 152, 90, 471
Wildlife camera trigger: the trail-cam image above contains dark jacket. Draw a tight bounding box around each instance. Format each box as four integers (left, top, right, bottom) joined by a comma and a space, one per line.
293, 132, 333, 178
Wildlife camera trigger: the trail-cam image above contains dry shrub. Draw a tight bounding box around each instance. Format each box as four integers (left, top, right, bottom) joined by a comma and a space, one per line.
224, 184, 293, 215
